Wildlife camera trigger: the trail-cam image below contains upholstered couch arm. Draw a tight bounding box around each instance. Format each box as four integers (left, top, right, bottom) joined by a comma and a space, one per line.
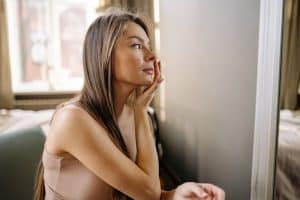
0, 126, 45, 200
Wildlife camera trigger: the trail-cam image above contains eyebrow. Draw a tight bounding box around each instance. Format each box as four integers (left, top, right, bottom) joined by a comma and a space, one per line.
127, 35, 150, 46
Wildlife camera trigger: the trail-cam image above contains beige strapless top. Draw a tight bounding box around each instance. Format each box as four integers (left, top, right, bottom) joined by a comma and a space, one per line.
43, 102, 137, 199
42, 146, 136, 200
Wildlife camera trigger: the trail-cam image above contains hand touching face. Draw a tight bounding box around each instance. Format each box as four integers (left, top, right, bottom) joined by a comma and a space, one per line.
134, 59, 163, 110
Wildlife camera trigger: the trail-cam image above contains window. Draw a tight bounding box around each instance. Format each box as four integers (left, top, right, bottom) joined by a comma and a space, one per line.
6, 0, 99, 93
152, 0, 166, 122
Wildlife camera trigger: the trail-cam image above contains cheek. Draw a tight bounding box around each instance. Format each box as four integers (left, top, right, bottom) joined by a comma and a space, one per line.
126, 52, 143, 67
113, 51, 143, 80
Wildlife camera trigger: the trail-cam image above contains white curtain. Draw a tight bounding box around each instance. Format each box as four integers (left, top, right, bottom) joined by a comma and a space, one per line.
0, 0, 14, 109
280, 0, 300, 110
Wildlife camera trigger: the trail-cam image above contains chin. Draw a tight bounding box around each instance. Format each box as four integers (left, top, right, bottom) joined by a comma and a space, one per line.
134, 74, 154, 86
138, 80, 151, 87
143, 77, 154, 85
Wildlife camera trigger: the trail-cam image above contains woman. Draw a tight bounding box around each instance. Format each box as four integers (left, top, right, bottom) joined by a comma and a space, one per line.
34, 8, 225, 200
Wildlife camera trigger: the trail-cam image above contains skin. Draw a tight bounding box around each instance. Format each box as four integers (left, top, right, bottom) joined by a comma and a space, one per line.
112, 21, 157, 117
45, 21, 225, 200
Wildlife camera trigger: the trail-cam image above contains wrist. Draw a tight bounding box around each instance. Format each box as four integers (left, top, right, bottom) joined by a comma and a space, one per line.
133, 105, 148, 114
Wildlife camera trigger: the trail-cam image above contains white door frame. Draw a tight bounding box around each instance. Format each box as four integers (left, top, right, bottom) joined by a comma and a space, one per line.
251, 0, 284, 199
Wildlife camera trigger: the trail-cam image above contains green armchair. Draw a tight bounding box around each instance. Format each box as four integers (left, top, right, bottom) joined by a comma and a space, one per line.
0, 126, 45, 200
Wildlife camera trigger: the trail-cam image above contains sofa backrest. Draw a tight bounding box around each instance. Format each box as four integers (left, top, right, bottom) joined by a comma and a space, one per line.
0, 126, 45, 200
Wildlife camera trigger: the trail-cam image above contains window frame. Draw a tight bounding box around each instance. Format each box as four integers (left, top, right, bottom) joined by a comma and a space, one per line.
5, 0, 98, 102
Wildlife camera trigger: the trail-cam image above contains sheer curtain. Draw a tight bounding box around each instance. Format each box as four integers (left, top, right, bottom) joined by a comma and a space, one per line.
0, 0, 14, 109
280, 0, 300, 110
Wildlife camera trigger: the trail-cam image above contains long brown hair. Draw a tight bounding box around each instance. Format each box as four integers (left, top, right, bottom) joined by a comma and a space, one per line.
34, 8, 152, 200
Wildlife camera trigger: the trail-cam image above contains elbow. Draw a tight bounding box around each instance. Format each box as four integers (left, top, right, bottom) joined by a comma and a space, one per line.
150, 184, 161, 200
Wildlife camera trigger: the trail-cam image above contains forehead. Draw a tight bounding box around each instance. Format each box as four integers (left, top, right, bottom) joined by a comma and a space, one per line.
120, 22, 149, 43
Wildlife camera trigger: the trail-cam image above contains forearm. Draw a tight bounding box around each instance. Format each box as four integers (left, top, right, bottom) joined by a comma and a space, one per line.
134, 108, 160, 184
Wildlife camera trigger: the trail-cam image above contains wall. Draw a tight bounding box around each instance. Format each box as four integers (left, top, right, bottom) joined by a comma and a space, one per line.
158, 0, 260, 199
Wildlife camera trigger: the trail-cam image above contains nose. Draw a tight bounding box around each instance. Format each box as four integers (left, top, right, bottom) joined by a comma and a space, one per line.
144, 47, 156, 61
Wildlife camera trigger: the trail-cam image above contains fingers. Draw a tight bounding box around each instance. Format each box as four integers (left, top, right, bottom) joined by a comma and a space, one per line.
189, 183, 208, 199
178, 182, 208, 199
189, 197, 209, 200
143, 60, 163, 95
198, 183, 225, 200
158, 60, 164, 83
154, 60, 160, 81
153, 60, 163, 83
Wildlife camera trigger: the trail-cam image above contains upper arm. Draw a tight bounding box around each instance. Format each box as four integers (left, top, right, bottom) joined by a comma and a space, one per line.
48, 107, 160, 200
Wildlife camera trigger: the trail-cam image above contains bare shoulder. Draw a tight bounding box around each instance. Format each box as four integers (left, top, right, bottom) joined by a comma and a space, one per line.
45, 104, 104, 155
45, 103, 161, 199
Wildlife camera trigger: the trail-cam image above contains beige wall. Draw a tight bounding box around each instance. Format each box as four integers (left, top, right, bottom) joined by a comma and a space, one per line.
158, 0, 260, 199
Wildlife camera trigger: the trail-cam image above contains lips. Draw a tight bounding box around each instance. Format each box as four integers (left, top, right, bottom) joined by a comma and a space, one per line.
142, 68, 154, 75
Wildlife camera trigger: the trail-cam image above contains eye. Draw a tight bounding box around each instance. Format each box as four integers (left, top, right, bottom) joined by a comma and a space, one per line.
132, 44, 142, 49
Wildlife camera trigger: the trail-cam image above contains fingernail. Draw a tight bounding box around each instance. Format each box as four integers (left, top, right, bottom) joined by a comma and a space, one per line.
200, 192, 208, 198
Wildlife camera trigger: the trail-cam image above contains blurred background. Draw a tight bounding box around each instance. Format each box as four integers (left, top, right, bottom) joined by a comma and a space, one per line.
1, 0, 298, 200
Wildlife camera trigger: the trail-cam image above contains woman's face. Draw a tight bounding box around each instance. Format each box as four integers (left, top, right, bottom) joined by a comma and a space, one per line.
112, 22, 156, 87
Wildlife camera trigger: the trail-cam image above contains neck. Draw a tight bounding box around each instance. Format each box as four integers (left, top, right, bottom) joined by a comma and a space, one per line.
113, 80, 135, 119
